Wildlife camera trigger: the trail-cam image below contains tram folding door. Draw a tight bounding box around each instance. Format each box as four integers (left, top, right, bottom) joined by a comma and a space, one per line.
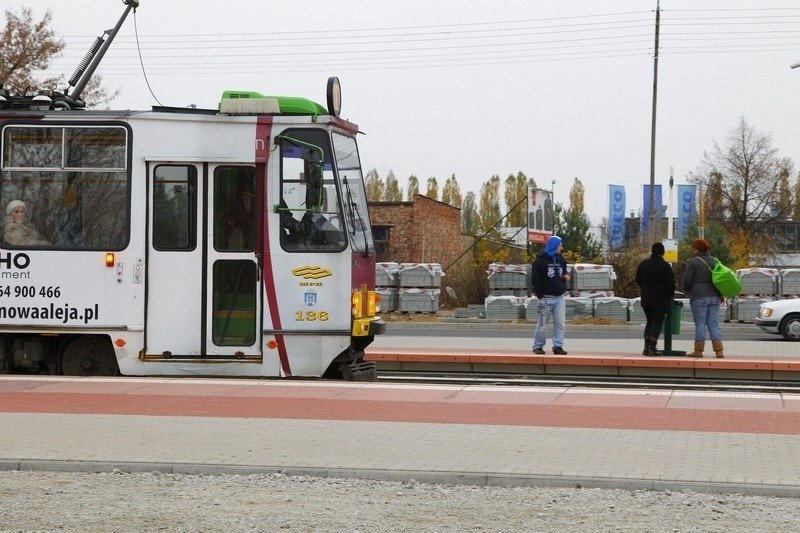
146, 162, 262, 359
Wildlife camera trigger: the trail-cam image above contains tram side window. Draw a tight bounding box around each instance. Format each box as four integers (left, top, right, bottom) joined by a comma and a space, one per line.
0, 125, 130, 249
213, 166, 256, 252
153, 165, 197, 250
278, 129, 345, 252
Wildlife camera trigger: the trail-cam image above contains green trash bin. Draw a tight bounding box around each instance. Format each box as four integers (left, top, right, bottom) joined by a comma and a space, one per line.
665, 300, 683, 335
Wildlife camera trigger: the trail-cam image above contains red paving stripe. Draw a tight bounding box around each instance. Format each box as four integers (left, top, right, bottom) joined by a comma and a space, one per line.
1, 392, 799, 435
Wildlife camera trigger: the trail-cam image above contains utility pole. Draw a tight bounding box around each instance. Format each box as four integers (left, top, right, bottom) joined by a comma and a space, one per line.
647, 0, 661, 246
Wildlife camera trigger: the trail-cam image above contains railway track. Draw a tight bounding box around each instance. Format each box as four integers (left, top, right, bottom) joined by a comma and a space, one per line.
376, 370, 800, 394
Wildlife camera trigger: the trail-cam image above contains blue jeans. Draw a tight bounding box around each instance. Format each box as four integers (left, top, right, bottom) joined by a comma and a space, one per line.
690, 296, 722, 342
533, 295, 566, 349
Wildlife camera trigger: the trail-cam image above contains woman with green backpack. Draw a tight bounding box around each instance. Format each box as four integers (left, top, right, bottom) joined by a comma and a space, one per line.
683, 238, 725, 358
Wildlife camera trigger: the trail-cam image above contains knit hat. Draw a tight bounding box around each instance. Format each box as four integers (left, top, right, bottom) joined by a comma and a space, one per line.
651, 242, 665, 256
6, 200, 25, 215
544, 235, 563, 256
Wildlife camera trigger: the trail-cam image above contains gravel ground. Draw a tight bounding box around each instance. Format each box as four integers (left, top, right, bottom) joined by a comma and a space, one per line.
0, 470, 798, 532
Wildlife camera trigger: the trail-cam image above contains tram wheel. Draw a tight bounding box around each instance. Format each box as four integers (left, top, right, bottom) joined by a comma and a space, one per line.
61, 336, 119, 376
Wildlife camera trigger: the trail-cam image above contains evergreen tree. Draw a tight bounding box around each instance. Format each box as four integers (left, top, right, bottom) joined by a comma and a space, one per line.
478, 175, 501, 234
364, 168, 384, 201
407, 175, 419, 199
553, 178, 600, 262
503, 171, 533, 228
441, 174, 462, 208
461, 192, 480, 235
384, 170, 402, 201
426, 176, 439, 201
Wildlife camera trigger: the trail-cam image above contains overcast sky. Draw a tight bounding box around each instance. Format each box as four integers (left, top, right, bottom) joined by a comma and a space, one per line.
6, 0, 800, 226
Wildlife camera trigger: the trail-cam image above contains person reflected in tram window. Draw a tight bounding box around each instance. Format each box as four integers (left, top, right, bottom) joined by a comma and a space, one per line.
3, 200, 49, 246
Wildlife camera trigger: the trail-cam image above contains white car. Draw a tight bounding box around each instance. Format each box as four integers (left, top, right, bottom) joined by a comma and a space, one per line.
755, 299, 800, 341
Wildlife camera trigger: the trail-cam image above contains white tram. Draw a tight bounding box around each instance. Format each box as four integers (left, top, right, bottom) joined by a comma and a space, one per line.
0, 1, 384, 378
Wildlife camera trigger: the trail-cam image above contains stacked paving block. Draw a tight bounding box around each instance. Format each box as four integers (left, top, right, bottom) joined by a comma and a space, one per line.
485, 295, 527, 320
731, 296, 775, 323
737, 268, 779, 297
629, 298, 646, 324
569, 263, 616, 297
592, 297, 629, 321
375, 262, 400, 312
398, 263, 443, 313
565, 297, 594, 320
730, 268, 779, 323
487, 263, 530, 297
780, 269, 800, 297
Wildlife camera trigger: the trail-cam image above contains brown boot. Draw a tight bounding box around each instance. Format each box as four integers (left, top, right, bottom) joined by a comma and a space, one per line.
712, 340, 724, 358
688, 341, 704, 358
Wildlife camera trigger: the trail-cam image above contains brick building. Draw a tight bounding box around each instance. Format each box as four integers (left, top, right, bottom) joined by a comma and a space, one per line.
368, 194, 461, 267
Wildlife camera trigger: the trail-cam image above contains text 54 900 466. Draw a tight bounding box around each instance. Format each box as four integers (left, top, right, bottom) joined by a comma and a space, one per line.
0, 286, 61, 298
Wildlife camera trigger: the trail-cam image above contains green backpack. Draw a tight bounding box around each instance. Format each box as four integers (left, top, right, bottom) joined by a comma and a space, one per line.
700, 258, 742, 298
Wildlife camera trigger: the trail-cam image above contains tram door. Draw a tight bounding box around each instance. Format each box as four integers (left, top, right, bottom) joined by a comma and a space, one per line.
146, 163, 261, 358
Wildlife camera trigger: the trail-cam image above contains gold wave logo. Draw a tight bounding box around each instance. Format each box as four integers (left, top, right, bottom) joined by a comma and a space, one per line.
291, 266, 332, 279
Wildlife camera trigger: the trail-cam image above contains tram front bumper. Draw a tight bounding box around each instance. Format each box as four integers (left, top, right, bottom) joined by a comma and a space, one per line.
352, 317, 386, 337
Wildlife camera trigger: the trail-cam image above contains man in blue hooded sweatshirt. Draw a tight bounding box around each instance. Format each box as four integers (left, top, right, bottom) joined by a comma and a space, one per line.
531, 235, 570, 355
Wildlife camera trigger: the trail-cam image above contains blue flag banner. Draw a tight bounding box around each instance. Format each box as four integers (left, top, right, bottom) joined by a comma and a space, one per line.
608, 185, 626, 248
642, 184, 662, 236
676, 184, 697, 239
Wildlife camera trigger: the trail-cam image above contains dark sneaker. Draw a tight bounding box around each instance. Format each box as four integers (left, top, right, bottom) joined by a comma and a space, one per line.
532, 348, 545, 355
552, 346, 568, 355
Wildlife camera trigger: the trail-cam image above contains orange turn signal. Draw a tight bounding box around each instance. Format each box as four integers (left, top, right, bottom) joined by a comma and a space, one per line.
105, 253, 115, 267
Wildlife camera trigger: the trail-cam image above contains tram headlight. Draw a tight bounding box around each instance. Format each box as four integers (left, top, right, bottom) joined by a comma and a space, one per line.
352, 291, 363, 318
367, 291, 378, 317
352, 290, 379, 318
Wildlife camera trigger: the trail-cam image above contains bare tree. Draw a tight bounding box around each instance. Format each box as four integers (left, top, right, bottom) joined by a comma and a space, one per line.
690, 116, 794, 263
1, 7, 118, 108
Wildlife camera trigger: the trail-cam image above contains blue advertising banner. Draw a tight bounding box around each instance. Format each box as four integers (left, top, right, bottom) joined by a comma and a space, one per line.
608, 185, 626, 248
642, 184, 662, 236
676, 184, 697, 239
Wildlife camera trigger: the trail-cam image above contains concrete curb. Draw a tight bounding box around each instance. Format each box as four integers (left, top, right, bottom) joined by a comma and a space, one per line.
3, 460, 798, 498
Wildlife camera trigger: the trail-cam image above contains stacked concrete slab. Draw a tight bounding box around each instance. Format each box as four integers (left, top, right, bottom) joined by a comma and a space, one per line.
485, 295, 527, 320
375, 262, 400, 312
593, 297, 629, 321
397, 263, 442, 313
780, 269, 800, 296
487, 263, 530, 298
569, 263, 616, 297
737, 268, 779, 297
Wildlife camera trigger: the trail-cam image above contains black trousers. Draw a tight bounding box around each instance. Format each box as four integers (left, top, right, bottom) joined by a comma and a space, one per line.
642, 306, 667, 340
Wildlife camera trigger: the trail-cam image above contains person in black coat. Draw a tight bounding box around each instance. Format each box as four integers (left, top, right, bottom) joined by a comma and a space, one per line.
634, 242, 676, 356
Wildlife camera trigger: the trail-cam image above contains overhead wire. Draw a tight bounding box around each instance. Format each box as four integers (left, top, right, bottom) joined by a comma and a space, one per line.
40, 7, 800, 79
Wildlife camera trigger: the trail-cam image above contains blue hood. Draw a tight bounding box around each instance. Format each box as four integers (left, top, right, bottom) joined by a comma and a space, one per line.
545, 235, 562, 256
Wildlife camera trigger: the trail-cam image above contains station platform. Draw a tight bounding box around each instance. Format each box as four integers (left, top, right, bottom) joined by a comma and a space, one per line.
1, 375, 800, 497
366, 322, 800, 381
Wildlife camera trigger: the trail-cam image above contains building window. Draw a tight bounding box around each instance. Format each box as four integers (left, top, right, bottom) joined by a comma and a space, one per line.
373, 226, 390, 260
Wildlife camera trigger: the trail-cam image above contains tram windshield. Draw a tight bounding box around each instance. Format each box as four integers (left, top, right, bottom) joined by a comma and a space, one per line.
333, 132, 374, 255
